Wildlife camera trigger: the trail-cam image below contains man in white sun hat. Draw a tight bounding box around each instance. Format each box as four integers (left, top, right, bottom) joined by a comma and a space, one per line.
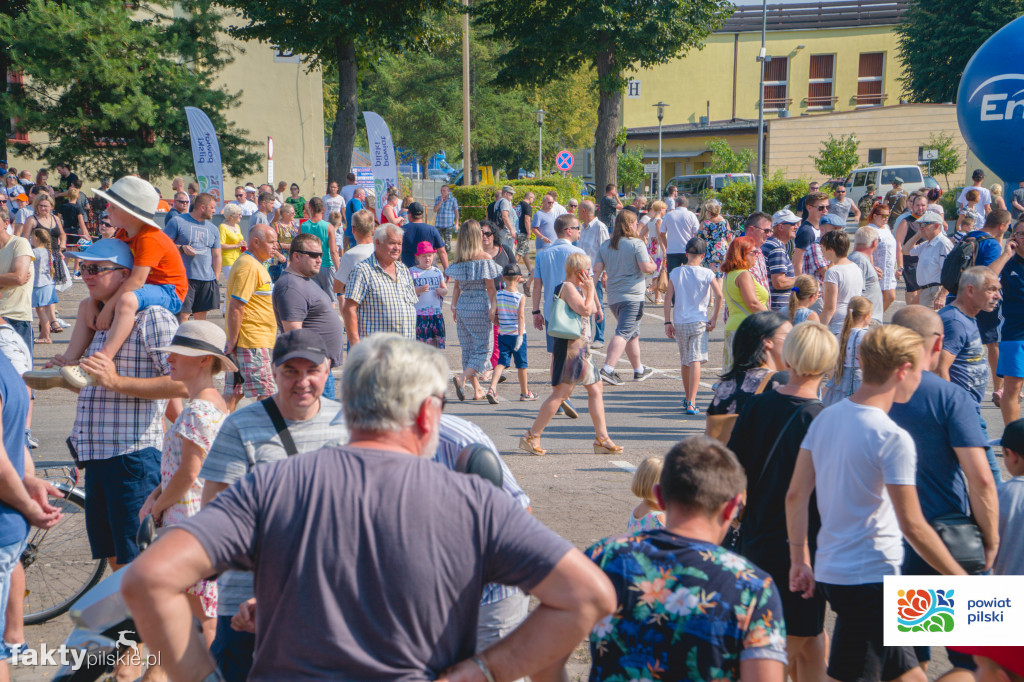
51, 176, 187, 389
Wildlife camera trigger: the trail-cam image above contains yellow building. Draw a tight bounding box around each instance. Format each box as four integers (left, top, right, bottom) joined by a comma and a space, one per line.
622, 0, 907, 184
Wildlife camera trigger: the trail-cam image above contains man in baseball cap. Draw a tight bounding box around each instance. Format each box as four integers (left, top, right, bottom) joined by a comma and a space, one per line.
764, 211, 799, 312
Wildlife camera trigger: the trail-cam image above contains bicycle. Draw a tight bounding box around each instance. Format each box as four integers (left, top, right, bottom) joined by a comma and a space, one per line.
22, 461, 106, 624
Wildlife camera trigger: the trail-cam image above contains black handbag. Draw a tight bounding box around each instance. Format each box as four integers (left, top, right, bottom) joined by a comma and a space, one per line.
929, 512, 987, 574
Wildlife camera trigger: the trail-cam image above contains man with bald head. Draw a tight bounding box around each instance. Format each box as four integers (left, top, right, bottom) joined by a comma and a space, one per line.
224, 223, 279, 411
889, 306, 999, 588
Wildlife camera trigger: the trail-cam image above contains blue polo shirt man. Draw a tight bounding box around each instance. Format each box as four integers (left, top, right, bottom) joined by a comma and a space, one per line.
531, 214, 584, 354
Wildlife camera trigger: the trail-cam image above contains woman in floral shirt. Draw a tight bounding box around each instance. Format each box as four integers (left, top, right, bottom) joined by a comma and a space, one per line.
698, 199, 734, 277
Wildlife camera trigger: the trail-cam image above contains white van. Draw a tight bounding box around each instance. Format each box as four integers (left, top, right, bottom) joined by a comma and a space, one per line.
844, 165, 925, 204
664, 173, 754, 207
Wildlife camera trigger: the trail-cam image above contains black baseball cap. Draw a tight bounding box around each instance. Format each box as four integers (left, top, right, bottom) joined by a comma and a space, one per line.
995, 418, 1024, 454
407, 201, 425, 217
973, 169, 986, 180
272, 329, 329, 366
502, 262, 523, 277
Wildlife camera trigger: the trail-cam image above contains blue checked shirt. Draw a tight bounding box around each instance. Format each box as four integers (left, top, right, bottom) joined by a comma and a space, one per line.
345, 254, 417, 340
70, 307, 178, 461
434, 195, 459, 229
762, 237, 795, 311
432, 415, 530, 605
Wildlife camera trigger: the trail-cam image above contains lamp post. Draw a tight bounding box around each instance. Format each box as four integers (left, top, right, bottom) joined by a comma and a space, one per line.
536, 109, 545, 179
755, 0, 768, 211
653, 102, 667, 197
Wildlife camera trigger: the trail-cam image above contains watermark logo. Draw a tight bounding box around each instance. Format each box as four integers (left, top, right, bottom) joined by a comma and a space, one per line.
897, 588, 955, 633
9, 642, 159, 670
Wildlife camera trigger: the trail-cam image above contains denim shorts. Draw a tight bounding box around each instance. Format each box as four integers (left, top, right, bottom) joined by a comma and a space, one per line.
496, 333, 528, 369
0, 535, 28, 660
84, 448, 161, 564
133, 283, 183, 315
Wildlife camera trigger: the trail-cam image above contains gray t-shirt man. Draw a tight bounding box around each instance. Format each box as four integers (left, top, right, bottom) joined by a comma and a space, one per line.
163, 213, 221, 281
272, 270, 345, 366
849, 250, 884, 323
595, 237, 652, 304
828, 197, 855, 223
198, 397, 344, 617
182, 445, 572, 680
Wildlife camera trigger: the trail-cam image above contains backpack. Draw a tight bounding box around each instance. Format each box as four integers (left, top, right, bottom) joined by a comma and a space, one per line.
940, 233, 992, 295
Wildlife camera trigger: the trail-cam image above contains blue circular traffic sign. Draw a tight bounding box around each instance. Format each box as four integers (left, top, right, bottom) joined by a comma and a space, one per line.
958, 16, 1024, 183
555, 150, 574, 172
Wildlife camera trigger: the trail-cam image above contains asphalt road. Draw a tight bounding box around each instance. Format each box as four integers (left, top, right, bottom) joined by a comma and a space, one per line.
15, 276, 1005, 680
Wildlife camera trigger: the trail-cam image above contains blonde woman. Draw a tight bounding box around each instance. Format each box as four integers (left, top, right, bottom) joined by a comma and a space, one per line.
991, 183, 1007, 212
697, 198, 733, 277
520, 252, 621, 455
446, 220, 501, 401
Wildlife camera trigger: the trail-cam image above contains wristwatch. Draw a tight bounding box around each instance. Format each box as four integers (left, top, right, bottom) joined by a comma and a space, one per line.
532, 309, 541, 315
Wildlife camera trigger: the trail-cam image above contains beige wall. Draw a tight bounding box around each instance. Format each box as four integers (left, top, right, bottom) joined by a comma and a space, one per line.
624, 133, 759, 182
765, 104, 970, 185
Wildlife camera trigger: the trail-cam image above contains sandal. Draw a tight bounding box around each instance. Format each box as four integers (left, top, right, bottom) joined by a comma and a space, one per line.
519, 431, 546, 456
520, 390, 538, 401
50, 322, 63, 334
485, 388, 500, 405
993, 389, 1004, 407
593, 436, 623, 454
685, 402, 699, 415
452, 376, 466, 402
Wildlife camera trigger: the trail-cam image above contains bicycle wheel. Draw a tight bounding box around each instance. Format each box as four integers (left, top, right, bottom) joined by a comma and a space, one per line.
22, 488, 106, 624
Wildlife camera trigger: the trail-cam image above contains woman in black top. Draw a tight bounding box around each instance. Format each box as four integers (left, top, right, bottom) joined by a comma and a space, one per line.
707, 310, 791, 416
727, 321, 838, 682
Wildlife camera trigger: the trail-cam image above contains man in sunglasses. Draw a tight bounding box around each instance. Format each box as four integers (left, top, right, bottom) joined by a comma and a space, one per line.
792, 192, 830, 308
272, 233, 344, 400
828, 184, 860, 225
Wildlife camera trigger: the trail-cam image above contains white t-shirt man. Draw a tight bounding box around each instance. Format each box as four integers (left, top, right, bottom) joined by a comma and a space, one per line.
230, 200, 258, 217
800, 399, 918, 585
532, 210, 556, 250
323, 194, 346, 218
550, 202, 567, 218
670, 264, 716, 324
658, 207, 700, 255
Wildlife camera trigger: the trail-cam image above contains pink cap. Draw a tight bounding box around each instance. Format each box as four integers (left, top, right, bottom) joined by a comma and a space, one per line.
416, 241, 436, 256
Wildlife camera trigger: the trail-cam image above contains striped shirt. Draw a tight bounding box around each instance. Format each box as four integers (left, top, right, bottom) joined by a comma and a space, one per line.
433, 415, 530, 605
495, 289, 523, 335
345, 254, 417, 340
70, 307, 178, 462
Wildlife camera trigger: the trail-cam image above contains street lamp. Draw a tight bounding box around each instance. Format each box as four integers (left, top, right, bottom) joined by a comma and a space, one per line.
755, 0, 768, 212
653, 102, 668, 197
536, 109, 545, 179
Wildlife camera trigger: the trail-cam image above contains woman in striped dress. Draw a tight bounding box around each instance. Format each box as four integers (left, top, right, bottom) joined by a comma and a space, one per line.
447, 220, 501, 400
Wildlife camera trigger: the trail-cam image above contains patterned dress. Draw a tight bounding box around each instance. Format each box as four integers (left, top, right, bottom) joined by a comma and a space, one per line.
159, 398, 226, 618
446, 258, 502, 372
698, 218, 732, 278
627, 510, 665, 533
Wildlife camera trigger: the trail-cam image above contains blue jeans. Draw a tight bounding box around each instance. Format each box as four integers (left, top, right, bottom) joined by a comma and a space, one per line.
83, 448, 161, 564
211, 615, 255, 682
976, 405, 1002, 484
592, 281, 605, 344
323, 369, 336, 400
0, 536, 28, 660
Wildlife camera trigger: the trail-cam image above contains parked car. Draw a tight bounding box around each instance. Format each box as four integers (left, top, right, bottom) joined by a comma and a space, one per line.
923, 175, 942, 197
664, 173, 754, 208
844, 165, 925, 204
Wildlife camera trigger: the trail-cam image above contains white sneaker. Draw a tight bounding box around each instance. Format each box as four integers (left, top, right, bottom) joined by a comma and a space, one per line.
55, 318, 71, 328
59, 365, 97, 389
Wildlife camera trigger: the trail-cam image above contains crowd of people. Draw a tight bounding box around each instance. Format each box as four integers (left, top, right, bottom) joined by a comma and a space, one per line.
0, 162, 1023, 682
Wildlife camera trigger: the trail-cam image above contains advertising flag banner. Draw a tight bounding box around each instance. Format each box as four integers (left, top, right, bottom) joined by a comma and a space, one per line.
184, 107, 225, 210
362, 111, 398, 218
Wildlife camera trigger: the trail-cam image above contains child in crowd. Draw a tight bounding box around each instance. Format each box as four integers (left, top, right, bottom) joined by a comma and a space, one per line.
410, 241, 447, 348
994, 419, 1024, 575
487, 263, 534, 403
54, 176, 187, 387
665, 236, 722, 415
628, 456, 665, 533
329, 211, 345, 254
30, 228, 56, 344
787, 274, 821, 324
822, 296, 872, 406
951, 211, 975, 246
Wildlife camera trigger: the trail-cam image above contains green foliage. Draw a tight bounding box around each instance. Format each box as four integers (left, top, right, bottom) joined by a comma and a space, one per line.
453, 175, 584, 221
510, 174, 584, 201
617, 146, 646, 193
938, 190, 959, 218
706, 138, 756, 174
0, 0, 260, 179
812, 133, 860, 179
713, 171, 806, 217
925, 132, 963, 190
895, 0, 1024, 103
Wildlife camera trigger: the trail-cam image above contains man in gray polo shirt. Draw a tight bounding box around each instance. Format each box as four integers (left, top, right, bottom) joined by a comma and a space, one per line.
197, 330, 344, 682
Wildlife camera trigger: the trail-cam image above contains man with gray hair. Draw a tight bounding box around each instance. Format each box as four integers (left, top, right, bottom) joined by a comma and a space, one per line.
342, 223, 417, 345
850, 225, 884, 323
123, 334, 615, 681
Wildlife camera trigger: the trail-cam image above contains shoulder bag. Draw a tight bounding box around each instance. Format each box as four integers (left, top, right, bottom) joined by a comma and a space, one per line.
929, 513, 987, 575
547, 286, 583, 340
704, 371, 774, 444
261, 397, 298, 457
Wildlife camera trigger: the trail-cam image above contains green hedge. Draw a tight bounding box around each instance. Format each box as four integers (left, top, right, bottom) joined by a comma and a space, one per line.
451, 175, 584, 222
711, 171, 808, 217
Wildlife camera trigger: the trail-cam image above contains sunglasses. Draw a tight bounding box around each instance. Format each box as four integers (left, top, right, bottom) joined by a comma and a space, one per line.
814, 205, 828, 211
294, 249, 323, 259
80, 264, 124, 276
481, 232, 493, 237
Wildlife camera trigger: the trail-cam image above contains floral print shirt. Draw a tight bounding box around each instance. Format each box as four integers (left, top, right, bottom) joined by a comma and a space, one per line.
586, 530, 787, 682
698, 219, 732, 278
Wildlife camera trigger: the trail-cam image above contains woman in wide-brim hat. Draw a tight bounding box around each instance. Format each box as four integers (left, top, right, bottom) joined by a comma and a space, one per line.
140, 320, 233, 646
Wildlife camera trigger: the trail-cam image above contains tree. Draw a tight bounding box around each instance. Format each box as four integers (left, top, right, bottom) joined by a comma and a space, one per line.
0, 0, 259, 179
617, 146, 646, 194
473, 0, 732, 199
0, 0, 29, 165
215, 0, 453, 188
706, 138, 755, 174
895, 0, 1024, 103
925, 132, 963, 190
812, 133, 860, 179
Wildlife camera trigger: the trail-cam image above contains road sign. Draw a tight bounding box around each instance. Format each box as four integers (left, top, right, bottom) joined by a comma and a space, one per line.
921, 149, 939, 160
555, 150, 574, 172
643, 163, 659, 173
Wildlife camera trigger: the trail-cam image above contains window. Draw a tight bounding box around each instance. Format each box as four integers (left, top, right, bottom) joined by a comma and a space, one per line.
6, 71, 27, 144
852, 171, 869, 188
763, 56, 790, 111
807, 54, 836, 109
880, 167, 923, 185
856, 53, 885, 107
867, 149, 885, 165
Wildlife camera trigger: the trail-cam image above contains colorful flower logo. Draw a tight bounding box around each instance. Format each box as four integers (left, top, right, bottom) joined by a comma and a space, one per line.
897, 588, 955, 632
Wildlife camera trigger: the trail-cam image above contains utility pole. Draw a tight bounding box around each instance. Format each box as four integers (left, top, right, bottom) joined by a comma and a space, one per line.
755, 0, 768, 211
462, 0, 471, 185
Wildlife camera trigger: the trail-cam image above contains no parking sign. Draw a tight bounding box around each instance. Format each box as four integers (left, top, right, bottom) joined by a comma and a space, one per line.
555, 150, 574, 172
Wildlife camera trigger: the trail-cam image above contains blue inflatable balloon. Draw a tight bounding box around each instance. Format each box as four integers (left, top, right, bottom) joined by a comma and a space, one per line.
957, 15, 1024, 184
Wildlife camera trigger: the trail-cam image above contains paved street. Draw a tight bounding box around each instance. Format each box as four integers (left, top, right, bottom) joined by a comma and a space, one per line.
14, 277, 1005, 680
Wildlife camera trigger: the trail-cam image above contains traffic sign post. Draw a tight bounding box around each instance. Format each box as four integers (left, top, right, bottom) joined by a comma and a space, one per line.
555, 150, 574, 172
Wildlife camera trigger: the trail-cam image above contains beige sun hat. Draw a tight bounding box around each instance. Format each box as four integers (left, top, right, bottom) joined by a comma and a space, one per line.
154, 320, 237, 373
92, 176, 161, 228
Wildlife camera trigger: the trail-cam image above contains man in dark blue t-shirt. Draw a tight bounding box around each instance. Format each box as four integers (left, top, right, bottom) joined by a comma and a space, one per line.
399, 202, 448, 269
998, 222, 1024, 426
